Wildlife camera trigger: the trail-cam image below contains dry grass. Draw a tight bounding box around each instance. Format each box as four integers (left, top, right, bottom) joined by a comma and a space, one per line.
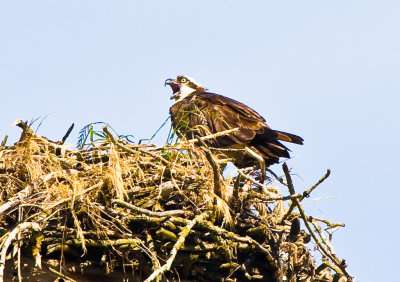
0, 122, 352, 281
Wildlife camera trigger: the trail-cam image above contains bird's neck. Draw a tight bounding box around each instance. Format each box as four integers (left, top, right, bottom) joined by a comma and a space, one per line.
173, 86, 197, 103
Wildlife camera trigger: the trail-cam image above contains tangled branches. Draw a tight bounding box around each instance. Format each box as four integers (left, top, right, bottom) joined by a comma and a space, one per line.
0, 123, 352, 281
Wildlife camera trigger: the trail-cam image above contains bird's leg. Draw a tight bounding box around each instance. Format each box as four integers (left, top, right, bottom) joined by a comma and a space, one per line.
245, 147, 266, 185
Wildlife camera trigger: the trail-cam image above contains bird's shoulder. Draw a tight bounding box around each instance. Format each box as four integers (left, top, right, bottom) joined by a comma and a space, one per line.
192, 92, 266, 122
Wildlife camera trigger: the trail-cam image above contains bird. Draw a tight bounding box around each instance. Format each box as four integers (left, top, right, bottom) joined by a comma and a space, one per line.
165, 75, 303, 169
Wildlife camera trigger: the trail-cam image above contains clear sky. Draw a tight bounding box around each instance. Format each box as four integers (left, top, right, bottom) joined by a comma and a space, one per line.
1, 1, 399, 281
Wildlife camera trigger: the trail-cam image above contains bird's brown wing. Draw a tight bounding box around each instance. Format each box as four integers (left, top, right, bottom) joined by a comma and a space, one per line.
170, 92, 268, 146
170, 91, 303, 167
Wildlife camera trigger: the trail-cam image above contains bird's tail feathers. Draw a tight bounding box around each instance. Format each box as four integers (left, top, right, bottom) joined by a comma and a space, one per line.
273, 130, 304, 145
254, 141, 290, 165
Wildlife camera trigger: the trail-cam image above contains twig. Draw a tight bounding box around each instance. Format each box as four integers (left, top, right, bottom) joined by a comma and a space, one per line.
146, 232, 161, 277
301, 169, 330, 200
199, 220, 282, 280
60, 123, 74, 144
64, 238, 142, 248
237, 169, 276, 195
144, 212, 209, 282
281, 168, 330, 223
174, 128, 239, 147
265, 168, 287, 186
197, 138, 222, 198
112, 199, 187, 217
244, 147, 266, 183
248, 190, 302, 202
42, 263, 77, 282
233, 174, 241, 210
43, 181, 104, 213
0, 185, 31, 215
282, 163, 351, 279
0, 222, 41, 282
311, 220, 336, 255
0, 136, 7, 147
290, 213, 345, 228
103, 126, 172, 165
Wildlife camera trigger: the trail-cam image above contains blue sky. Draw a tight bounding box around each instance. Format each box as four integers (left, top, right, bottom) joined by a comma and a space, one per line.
1, 1, 399, 281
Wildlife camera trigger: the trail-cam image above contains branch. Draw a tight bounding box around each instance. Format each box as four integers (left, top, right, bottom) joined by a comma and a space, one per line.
244, 147, 266, 183
0, 185, 31, 215
281, 168, 330, 223
199, 220, 282, 280
60, 123, 74, 144
237, 169, 278, 195
0, 222, 41, 282
0, 136, 7, 147
112, 199, 188, 217
174, 128, 239, 146
197, 138, 222, 198
144, 212, 209, 282
302, 169, 330, 200
248, 190, 302, 202
282, 163, 352, 279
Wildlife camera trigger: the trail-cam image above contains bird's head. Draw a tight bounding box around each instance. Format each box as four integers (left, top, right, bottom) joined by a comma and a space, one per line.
165, 75, 207, 102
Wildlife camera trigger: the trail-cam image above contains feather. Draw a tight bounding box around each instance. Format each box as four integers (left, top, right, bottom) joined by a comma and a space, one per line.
169, 90, 303, 168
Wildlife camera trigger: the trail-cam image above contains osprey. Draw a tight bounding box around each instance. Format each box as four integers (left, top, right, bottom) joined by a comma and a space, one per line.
165, 75, 303, 168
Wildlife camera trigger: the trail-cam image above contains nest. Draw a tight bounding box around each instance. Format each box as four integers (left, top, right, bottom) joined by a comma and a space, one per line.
0, 122, 352, 282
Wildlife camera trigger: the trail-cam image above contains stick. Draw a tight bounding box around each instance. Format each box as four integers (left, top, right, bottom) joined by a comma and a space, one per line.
281, 168, 330, 223
248, 190, 302, 202
199, 220, 282, 280
244, 147, 266, 183
0, 222, 41, 282
144, 212, 209, 282
60, 123, 74, 144
302, 169, 330, 200
237, 169, 275, 194
112, 199, 187, 217
174, 128, 239, 147
0, 185, 31, 215
197, 138, 222, 198
0, 136, 7, 147
42, 263, 77, 282
282, 163, 352, 279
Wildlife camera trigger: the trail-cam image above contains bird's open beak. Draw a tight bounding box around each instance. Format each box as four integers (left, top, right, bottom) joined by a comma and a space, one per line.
164, 78, 174, 87
165, 78, 180, 100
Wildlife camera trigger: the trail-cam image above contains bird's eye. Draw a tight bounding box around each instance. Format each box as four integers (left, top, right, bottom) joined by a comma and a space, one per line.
180, 77, 187, 83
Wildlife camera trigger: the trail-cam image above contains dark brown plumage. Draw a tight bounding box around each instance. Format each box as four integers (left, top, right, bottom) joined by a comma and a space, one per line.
166, 76, 303, 168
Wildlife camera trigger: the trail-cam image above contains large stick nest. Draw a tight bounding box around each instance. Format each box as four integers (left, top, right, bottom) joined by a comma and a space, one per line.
0, 122, 352, 282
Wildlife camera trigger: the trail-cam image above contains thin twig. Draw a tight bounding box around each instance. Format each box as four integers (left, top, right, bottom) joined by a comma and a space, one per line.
290, 213, 345, 228
244, 147, 266, 183
237, 169, 276, 195
248, 190, 302, 202
42, 263, 77, 282
197, 138, 222, 198
281, 168, 330, 223
266, 168, 287, 186
302, 169, 331, 200
0, 136, 7, 147
173, 128, 239, 147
